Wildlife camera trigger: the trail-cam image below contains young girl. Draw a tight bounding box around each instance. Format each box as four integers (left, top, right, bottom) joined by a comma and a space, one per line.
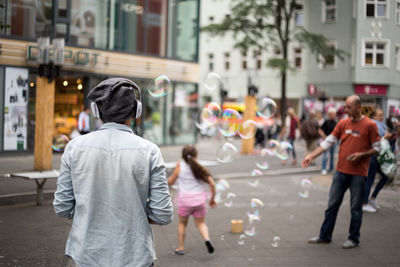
168, 145, 216, 255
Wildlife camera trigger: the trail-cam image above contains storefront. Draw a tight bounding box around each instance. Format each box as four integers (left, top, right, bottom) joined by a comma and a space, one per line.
354, 84, 388, 117
0, 39, 200, 153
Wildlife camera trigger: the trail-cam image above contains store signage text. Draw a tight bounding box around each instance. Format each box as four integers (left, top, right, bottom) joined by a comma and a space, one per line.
26, 45, 100, 67
354, 84, 387, 96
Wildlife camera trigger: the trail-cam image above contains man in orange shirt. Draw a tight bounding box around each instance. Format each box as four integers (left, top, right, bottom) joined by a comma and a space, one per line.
302, 95, 380, 249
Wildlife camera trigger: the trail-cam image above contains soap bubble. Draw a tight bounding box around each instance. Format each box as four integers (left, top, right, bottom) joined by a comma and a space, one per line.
251, 169, 263, 176
298, 179, 313, 198
224, 201, 233, 207
271, 236, 280, 247
238, 234, 246, 245
52, 134, 69, 152
248, 180, 260, 187
204, 72, 222, 92
250, 198, 264, 208
149, 75, 171, 97
216, 143, 238, 163
247, 210, 261, 223
217, 108, 242, 137
227, 192, 236, 199
256, 148, 272, 170
216, 179, 230, 192
244, 226, 257, 237
238, 120, 257, 139
200, 102, 221, 126
257, 97, 277, 119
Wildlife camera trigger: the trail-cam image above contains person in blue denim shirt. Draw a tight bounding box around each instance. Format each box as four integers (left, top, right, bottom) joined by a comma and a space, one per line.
54, 78, 173, 267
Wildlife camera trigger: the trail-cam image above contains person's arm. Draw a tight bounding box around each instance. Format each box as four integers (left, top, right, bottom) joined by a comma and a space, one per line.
53, 143, 75, 219
318, 128, 326, 139
346, 148, 379, 162
146, 147, 173, 225
167, 162, 180, 186
207, 176, 217, 208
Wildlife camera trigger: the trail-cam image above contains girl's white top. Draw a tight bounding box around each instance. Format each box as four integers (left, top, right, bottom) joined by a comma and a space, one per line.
177, 160, 206, 193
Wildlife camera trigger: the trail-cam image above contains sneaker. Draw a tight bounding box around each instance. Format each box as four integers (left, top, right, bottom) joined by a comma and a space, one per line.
205, 240, 214, 253
174, 249, 185, 256
321, 170, 328, 175
369, 199, 380, 209
342, 239, 359, 249
308, 236, 330, 244
362, 204, 377, 213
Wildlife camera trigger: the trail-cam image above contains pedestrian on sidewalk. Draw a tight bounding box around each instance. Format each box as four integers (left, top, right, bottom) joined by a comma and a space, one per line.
168, 145, 216, 256
318, 108, 338, 175
280, 107, 300, 166
300, 109, 321, 165
363, 108, 393, 213
302, 95, 380, 249
77, 106, 91, 135
54, 78, 173, 267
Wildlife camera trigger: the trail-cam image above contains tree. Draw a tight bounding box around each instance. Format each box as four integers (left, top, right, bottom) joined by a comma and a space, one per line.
202, 0, 347, 122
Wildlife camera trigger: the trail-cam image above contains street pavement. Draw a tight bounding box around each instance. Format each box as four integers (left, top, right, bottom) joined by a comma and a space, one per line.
0, 138, 400, 266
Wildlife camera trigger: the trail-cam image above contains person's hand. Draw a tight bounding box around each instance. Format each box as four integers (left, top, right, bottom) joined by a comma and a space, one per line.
209, 199, 217, 209
383, 132, 394, 140
346, 152, 363, 162
302, 155, 313, 168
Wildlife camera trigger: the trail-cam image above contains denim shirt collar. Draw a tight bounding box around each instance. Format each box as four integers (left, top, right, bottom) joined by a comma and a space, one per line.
98, 122, 134, 134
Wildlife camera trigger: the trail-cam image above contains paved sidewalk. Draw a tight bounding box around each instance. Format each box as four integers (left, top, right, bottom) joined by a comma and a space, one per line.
0, 172, 399, 266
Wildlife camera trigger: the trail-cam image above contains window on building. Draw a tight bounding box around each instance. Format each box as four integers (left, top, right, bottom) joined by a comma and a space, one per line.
396, 45, 400, 71
397, 0, 400, 25
320, 43, 337, 69
322, 0, 337, 23
295, 4, 303, 25
241, 51, 247, 70
224, 52, 230, 71
293, 48, 302, 68
253, 50, 262, 70
208, 53, 214, 71
366, 0, 387, 19
209, 16, 214, 23
363, 41, 387, 67
273, 47, 282, 57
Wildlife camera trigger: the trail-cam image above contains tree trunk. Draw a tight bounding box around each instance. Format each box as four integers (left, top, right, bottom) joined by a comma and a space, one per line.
280, 69, 287, 124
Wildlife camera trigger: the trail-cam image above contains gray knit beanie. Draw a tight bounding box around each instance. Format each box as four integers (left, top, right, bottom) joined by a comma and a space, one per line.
87, 78, 140, 123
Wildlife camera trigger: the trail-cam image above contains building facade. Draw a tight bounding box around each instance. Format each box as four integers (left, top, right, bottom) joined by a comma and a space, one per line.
0, 0, 200, 153
200, 0, 400, 118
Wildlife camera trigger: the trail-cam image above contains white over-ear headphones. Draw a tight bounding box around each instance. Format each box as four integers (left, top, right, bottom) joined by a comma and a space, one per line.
90, 81, 142, 120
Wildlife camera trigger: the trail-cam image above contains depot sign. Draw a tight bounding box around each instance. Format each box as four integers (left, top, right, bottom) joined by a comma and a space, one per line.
27, 45, 100, 67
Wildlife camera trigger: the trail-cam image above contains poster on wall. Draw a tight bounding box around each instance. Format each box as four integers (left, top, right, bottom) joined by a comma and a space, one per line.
3, 67, 28, 151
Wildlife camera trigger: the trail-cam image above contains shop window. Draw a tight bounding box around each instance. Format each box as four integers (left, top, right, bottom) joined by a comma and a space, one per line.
167, 0, 199, 61
322, 0, 337, 23
3, 0, 53, 39
366, 0, 387, 19
396, 45, 400, 71
362, 40, 388, 67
